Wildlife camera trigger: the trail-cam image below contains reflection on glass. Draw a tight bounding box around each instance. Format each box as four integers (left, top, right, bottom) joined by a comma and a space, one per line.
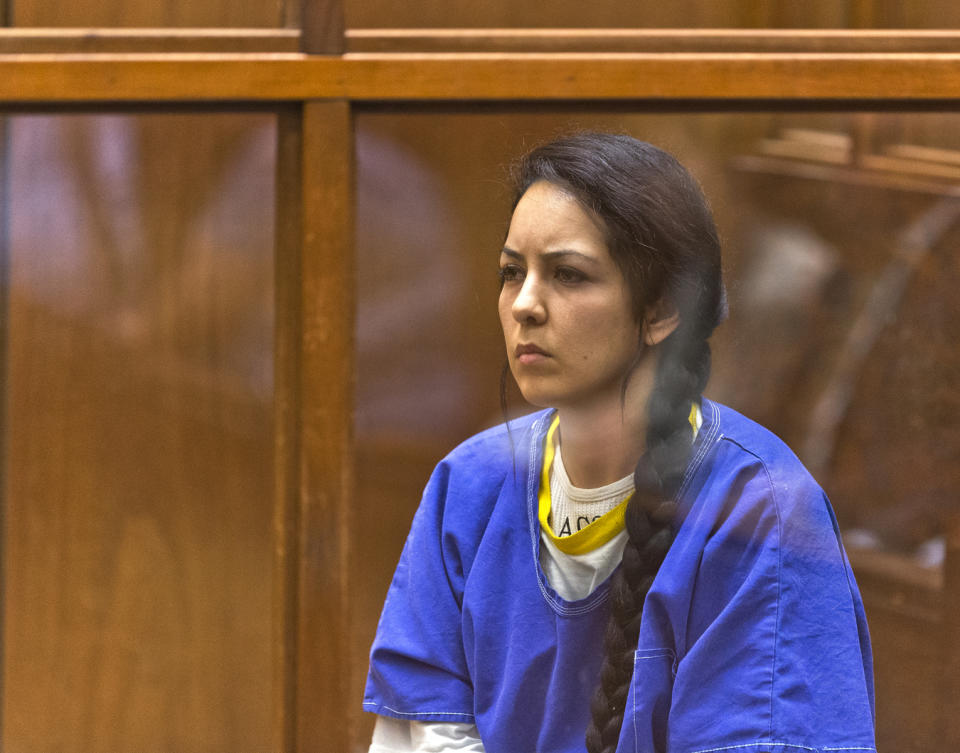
3, 113, 275, 753
353, 110, 960, 751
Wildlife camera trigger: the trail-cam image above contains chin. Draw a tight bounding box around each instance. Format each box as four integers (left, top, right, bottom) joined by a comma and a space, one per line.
516, 380, 580, 411
513, 379, 557, 410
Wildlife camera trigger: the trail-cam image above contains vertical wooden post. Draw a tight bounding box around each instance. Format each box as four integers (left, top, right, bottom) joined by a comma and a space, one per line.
274, 104, 303, 753
1, 0, 14, 732
0, 108, 9, 748
296, 98, 355, 753
277, 0, 351, 748
300, 0, 344, 55
274, 99, 355, 753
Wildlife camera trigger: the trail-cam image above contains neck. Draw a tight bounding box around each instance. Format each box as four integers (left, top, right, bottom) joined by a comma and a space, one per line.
555, 357, 657, 489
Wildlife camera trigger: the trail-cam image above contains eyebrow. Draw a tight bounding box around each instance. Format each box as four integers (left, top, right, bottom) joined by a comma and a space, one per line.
500, 247, 599, 265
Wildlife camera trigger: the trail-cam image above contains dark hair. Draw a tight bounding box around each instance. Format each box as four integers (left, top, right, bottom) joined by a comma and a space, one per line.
509, 132, 726, 753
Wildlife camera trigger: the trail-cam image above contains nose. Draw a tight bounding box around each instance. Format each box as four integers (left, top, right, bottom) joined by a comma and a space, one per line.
512, 274, 546, 325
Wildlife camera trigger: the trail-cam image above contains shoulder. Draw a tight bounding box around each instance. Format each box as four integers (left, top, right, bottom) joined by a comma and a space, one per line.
703, 399, 824, 505
433, 409, 551, 486
417, 409, 552, 539
685, 399, 839, 559
709, 400, 807, 471
692, 400, 845, 577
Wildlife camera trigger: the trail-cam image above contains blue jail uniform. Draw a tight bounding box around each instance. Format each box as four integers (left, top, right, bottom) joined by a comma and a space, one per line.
363, 398, 876, 753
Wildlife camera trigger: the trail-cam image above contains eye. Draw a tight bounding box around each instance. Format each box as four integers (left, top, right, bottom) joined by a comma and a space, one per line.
555, 266, 586, 284
498, 264, 524, 285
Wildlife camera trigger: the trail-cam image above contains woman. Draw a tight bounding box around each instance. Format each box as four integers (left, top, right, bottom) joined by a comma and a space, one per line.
363, 133, 876, 753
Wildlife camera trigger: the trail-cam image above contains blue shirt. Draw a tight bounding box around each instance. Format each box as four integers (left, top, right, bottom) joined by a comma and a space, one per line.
364, 399, 876, 753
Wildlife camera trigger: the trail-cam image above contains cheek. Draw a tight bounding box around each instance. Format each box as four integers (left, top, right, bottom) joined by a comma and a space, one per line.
498, 292, 514, 333
569, 303, 640, 361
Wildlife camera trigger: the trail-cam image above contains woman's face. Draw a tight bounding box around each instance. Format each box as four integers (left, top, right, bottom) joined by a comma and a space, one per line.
499, 181, 642, 411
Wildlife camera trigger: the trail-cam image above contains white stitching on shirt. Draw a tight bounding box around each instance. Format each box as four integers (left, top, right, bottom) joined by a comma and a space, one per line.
687, 744, 817, 753
686, 744, 876, 753
633, 654, 638, 753
363, 702, 475, 719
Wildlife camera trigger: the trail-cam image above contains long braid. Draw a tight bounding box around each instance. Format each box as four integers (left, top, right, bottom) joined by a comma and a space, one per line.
508, 132, 726, 753
584, 328, 712, 753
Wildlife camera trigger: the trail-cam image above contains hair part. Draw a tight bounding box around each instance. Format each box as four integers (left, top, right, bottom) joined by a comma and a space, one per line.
509, 132, 726, 753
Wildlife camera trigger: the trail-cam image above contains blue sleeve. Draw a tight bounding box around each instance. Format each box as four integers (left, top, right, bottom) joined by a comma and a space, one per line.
363, 459, 478, 725
666, 455, 875, 753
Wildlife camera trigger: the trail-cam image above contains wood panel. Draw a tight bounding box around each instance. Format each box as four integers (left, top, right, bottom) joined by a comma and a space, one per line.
12, 0, 282, 29
2, 112, 275, 753
0, 111, 8, 745
0, 28, 300, 53
4, 53, 960, 104
274, 100, 355, 753
346, 28, 960, 54
873, 0, 960, 29
343, 0, 837, 31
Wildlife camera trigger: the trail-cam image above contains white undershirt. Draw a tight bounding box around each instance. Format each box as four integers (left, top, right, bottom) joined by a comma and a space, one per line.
542, 445, 632, 601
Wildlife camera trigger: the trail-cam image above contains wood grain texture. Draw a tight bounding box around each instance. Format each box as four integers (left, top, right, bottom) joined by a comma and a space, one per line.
273, 105, 302, 753
273, 100, 355, 752
12, 0, 282, 28
343, 0, 839, 30
346, 28, 960, 54
0, 28, 300, 53
0, 114, 8, 744
0, 27, 956, 56
3, 53, 960, 103
2, 112, 275, 753
300, 0, 343, 53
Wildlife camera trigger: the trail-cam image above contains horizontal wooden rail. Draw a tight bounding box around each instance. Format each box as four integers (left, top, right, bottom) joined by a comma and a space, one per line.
2, 28, 960, 55
347, 28, 960, 54
2, 53, 960, 104
0, 28, 300, 53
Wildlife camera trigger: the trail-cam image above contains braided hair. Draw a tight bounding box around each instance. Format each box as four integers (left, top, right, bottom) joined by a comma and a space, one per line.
509, 133, 726, 753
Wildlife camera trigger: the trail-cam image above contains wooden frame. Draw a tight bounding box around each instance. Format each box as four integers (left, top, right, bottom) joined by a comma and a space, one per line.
2, 53, 960, 104
3, 27, 960, 55
1, 20, 959, 753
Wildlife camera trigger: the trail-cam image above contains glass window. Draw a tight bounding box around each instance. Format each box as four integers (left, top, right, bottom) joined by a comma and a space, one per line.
353, 109, 960, 750
2, 112, 275, 753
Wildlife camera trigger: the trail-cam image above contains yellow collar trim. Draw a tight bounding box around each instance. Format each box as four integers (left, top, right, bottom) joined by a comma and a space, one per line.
538, 403, 701, 556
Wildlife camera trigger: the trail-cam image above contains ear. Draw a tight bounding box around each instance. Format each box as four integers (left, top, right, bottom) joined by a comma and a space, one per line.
642, 298, 680, 346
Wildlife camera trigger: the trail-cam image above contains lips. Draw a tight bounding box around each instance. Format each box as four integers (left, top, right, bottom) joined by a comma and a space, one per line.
515, 343, 550, 364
